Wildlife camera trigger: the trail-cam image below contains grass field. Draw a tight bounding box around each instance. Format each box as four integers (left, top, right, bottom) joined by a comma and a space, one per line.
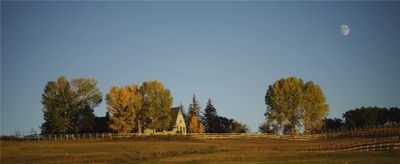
1, 137, 399, 163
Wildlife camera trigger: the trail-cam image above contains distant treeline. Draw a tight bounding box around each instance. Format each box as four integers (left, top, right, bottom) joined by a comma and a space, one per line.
323, 107, 400, 131
40, 76, 248, 135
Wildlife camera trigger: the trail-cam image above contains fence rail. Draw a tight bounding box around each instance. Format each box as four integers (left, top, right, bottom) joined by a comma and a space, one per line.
305, 136, 400, 152
20, 133, 325, 141
17, 124, 400, 142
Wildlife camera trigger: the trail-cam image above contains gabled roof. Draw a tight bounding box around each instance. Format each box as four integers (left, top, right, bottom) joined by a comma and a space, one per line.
171, 107, 181, 123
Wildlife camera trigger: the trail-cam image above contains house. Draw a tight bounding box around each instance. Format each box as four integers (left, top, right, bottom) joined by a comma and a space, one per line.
145, 106, 187, 134
170, 106, 187, 134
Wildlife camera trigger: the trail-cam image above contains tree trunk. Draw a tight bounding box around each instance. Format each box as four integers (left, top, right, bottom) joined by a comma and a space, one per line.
137, 120, 142, 134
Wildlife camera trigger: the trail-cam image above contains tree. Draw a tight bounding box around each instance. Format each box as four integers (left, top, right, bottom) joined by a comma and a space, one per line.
343, 106, 392, 128
140, 80, 173, 131
258, 122, 276, 134
203, 99, 219, 133
188, 94, 201, 121
187, 94, 201, 132
106, 84, 142, 133
303, 81, 329, 133
189, 115, 199, 133
41, 76, 102, 134
217, 116, 233, 133
231, 121, 249, 133
265, 77, 329, 135
322, 118, 345, 132
188, 115, 205, 133
388, 107, 400, 124
198, 122, 205, 133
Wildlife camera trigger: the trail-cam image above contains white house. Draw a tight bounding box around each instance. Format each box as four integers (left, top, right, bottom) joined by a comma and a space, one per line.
143, 106, 187, 135
170, 107, 187, 134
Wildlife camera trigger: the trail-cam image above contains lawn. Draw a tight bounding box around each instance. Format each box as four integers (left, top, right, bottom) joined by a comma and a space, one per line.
1, 137, 399, 163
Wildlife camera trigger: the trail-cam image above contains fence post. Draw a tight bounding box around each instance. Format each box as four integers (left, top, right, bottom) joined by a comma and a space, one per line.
90, 133, 92, 140
109, 133, 111, 140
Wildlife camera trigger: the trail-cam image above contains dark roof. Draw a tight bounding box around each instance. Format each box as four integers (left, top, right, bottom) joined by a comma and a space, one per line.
171, 107, 181, 123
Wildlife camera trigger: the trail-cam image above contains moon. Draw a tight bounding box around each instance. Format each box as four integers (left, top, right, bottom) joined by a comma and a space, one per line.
340, 24, 350, 36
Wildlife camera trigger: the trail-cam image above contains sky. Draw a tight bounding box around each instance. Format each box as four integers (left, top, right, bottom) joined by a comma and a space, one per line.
1, 1, 400, 135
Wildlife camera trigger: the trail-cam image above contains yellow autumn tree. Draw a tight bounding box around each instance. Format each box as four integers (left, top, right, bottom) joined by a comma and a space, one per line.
106, 84, 142, 133
189, 115, 205, 133
198, 122, 205, 133
189, 115, 198, 133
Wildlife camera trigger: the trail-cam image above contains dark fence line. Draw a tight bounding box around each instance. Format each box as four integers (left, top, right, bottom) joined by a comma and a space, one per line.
305, 136, 400, 152
19, 133, 323, 141
15, 124, 400, 141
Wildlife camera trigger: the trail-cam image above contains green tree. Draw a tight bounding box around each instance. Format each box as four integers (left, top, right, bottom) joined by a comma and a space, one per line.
203, 98, 218, 133
231, 121, 249, 133
265, 77, 329, 135
303, 81, 329, 133
322, 118, 345, 132
140, 80, 173, 131
41, 76, 102, 134
343, 106, 393, 128
258, 121, 277, 133
106, 84, 142, 133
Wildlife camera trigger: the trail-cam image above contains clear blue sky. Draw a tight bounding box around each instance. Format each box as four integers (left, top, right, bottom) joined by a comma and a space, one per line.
1, 1, 400, 135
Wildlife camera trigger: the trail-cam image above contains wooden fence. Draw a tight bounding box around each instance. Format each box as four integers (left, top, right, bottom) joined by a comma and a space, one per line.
305, 136, 400, 152
20, 124, 400, 142
187, 133, 323, 141
21, 133, 324, 141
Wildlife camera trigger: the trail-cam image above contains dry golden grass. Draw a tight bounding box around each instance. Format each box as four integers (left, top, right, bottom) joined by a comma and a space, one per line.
1, 137, 399, 163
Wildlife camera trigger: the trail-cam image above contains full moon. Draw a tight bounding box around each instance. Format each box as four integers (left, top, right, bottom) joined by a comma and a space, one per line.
340, 24, 350, 36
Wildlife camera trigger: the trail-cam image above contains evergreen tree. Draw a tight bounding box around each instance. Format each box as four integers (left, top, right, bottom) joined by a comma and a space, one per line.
187, 94, 201, 131
203, 98, 218, 133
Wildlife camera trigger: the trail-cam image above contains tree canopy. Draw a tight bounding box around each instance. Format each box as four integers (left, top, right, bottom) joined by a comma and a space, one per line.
106, 84, 142, 133
187, 94, 202, 133
265, 77, 329, 134
203, 99, 218, 133
200, 98, 249, 133
343, 106, 400, 128
140, 80, 173, 131
106, 81, 173, 133
41, 76, 102, 134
